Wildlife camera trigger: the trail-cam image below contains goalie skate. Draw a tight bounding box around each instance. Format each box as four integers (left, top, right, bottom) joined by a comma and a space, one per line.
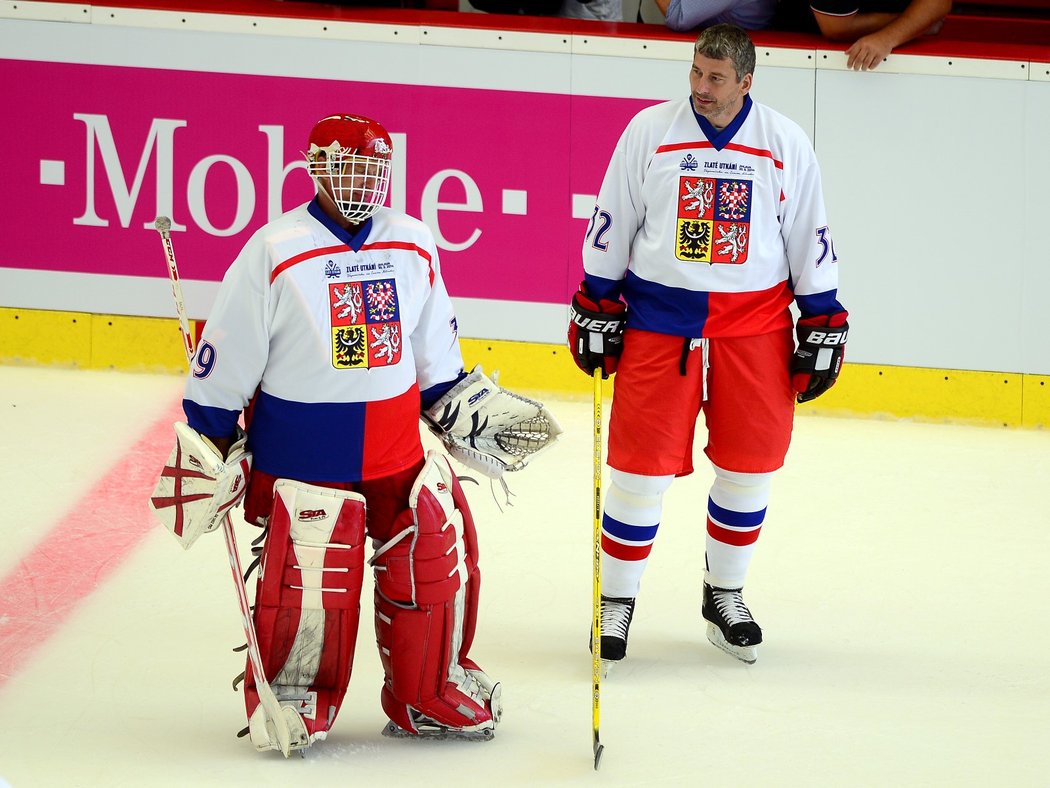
381, 682, 502, 742
382, 719, 494, 742
702, 583, 762, 664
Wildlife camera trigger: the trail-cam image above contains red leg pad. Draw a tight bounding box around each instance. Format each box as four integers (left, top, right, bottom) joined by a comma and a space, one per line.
372, 451, 499, 735
245, 480, 366, 741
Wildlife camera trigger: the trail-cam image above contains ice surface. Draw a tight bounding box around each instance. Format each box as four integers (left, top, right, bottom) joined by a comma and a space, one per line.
1, 366, 1048, 787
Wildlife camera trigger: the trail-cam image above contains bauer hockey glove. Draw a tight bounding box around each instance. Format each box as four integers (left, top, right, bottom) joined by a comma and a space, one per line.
791, 312, 849, 403
567, 283, 626, 379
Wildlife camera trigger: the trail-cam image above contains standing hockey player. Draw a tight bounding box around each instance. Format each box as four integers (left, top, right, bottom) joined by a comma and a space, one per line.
150, 113, 559, 752
568, 25, 848, 665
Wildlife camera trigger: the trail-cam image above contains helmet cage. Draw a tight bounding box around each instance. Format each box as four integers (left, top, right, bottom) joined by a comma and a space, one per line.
308, 145, 391, 224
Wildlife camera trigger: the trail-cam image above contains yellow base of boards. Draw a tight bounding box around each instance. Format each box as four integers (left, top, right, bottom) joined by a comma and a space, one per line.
3, 306, 1048, 429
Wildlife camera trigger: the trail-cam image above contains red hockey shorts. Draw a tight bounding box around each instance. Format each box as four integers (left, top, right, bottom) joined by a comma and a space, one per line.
607, 328, 795, 476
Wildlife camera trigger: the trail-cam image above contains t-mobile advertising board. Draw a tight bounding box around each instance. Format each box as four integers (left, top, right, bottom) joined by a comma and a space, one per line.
0, 11, 828, 346
0, 53, 654, 343
9, 10, 1045, 372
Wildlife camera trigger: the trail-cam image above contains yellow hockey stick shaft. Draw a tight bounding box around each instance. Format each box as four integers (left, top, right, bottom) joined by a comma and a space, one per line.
592, 368, 605, 770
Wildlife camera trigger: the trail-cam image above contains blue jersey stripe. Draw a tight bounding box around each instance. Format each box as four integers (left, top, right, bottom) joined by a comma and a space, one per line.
583, 272, 624, 303
420, 371, 465, 410
795, 289, 844, 319
183, 400, 241, 441
622, 270, 711, 336
246, 390, 366, 482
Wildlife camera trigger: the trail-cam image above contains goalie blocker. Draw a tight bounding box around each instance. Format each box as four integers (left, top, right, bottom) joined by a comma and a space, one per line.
149, 422, 251, 550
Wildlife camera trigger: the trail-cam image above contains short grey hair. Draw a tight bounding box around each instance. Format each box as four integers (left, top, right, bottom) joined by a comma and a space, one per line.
694, 24, 756, 82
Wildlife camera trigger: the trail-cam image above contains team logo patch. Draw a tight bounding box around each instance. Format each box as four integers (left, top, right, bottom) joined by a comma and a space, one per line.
329, 278, 402, 369
675, 176, 751, 264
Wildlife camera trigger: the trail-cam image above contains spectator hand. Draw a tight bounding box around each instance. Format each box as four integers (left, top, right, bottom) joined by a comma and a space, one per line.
846, 32, 894, 71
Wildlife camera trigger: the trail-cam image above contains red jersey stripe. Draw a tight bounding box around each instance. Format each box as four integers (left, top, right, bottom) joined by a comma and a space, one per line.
270, 241, 434, 286
655, 141, 714, 155
704, 281, 794, 336
362, 241, 435, 285
271, 244, 348, 284
654, 141, 783, 169
361, 383, 425, 480
724, 143, 784, 168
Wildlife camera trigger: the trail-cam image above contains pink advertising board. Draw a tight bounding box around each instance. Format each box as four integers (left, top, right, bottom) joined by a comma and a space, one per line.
1, 59, 659, 310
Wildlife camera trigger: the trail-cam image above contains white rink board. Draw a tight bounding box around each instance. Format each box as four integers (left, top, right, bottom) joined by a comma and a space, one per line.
1, 8, 1049, 372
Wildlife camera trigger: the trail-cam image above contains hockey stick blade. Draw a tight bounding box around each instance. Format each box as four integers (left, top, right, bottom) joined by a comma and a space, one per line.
222, 518, 309, 757
260, 691, 311, 756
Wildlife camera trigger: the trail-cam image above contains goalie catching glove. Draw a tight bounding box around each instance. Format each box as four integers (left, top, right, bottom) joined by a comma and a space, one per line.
567, 282, 626, 379
791, 311, 849, 403
148, 422, 252, 549
423, 365, 562, 479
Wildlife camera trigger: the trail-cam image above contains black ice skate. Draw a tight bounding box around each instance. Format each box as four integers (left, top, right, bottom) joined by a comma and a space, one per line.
702, 583, 762, 664
590, 595, 636, 671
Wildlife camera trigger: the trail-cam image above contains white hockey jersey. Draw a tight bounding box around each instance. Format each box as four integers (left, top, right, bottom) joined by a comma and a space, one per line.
583, 95, 844, 338
183, 199, 464, 483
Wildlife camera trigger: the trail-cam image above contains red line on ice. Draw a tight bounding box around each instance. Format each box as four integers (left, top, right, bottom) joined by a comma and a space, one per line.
0, 400, 182, 687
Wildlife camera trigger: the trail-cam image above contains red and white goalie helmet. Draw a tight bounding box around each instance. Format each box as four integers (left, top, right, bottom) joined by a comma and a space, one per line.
307, 114, 393, 223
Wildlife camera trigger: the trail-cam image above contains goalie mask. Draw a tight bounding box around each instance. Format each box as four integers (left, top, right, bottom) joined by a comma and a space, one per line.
307, 114, 393, 224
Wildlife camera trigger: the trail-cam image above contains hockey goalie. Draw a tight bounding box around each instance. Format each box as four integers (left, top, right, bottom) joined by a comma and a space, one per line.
148, 113, 560, 754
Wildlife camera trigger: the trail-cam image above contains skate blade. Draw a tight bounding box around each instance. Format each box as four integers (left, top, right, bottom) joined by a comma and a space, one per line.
705, 623, 758, 664
381, 720, 495, 742
600, 659, 619, 678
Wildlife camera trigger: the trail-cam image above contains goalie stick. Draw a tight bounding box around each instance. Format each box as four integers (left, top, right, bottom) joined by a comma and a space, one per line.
153, 216, 309, 757
155, 216, 196, 365
591, 369, 605, 770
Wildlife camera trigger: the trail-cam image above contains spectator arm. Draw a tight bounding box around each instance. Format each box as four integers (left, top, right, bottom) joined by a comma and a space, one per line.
813, 0, 951, 43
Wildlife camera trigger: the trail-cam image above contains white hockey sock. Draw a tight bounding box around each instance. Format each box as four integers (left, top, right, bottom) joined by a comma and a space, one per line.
704, 465, 773, 590
601, 470, 674, 598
